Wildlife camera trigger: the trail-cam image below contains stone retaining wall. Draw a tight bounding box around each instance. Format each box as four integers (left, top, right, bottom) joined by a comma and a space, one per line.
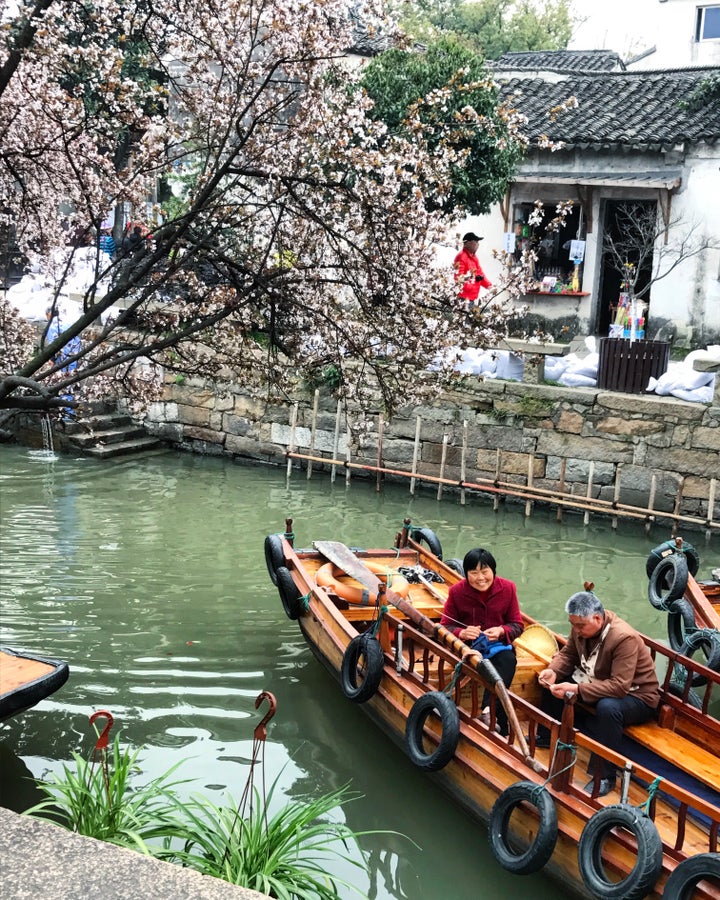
145, 375, 720, 528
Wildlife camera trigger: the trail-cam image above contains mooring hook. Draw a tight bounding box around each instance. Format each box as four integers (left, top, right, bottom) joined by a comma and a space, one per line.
89, 709, 114, 751
253, 691, 277, 742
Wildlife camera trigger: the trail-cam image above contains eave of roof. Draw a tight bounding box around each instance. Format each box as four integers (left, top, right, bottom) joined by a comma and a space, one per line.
512, 170, 683, 190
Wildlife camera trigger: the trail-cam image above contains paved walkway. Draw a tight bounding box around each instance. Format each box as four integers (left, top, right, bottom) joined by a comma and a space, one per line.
0, 807, 267, 899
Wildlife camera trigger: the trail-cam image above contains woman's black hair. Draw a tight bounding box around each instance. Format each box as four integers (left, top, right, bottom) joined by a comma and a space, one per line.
462, 548, 497, 577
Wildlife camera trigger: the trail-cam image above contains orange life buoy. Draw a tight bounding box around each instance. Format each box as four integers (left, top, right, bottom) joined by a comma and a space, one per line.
316, 561, 410, 606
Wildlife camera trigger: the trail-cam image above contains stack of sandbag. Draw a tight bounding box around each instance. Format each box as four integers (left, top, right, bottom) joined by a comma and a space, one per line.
646, 347, 719, 402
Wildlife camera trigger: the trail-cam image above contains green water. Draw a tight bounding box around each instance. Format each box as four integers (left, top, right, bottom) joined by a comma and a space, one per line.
1, 445, 718, 899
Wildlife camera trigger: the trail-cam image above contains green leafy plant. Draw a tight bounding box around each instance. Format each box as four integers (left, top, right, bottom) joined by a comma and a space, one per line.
25, 735, 187, 851
165, 779, 374, 898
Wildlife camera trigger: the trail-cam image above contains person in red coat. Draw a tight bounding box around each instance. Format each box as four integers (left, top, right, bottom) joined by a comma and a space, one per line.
440, 548, 524, 735
453, 232, 492, 305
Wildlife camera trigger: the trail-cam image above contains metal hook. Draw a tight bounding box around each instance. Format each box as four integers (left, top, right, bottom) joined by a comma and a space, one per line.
253, 691, 277, 742
89, 709, 114, 751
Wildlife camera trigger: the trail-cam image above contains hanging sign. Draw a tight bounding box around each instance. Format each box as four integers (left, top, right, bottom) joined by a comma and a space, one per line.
569, 239, 586, 262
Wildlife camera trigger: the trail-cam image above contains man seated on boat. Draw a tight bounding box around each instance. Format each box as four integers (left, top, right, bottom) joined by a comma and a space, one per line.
439, 548, 524, 736
537, 590, 660, 797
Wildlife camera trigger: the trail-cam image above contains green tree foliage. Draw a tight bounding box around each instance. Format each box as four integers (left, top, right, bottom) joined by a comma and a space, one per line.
396, 0, 573, 59
361, 36, 525, 214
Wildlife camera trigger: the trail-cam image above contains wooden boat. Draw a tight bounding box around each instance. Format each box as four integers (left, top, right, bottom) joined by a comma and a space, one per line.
265, 519, 720, 900
0, 647, 69, 721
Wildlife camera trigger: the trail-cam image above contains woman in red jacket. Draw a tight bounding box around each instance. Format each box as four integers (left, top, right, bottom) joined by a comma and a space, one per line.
440, 548, 524, 735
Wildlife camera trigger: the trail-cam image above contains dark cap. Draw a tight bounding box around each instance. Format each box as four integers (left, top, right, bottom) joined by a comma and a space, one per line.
462, 232, 483, 242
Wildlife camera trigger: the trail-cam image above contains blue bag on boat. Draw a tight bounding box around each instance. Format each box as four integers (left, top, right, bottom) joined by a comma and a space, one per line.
470, 633, 512, 659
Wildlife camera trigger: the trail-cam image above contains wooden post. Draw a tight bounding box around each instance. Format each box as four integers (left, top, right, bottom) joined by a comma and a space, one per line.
460, 420, 468, 506
611, 465, 622, 530
376, 414, 384, 493
345, 414, 352, 485
410, 416, 421, 495
307, 389, 319, 480
331, 400, 342, 484
583, 461, 595, 526
286, 402, 299, 480
707, 478, 717, 537
646, 473, 657, 534
494, 449, 503, 512
525, 455, 534, 517
671, 476, 686, 537
437, 433, 448, 501
556, 457, 567, 522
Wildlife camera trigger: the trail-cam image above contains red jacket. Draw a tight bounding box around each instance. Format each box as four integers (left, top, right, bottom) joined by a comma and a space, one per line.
454, 248, 492, 301
440, 575, 524, 645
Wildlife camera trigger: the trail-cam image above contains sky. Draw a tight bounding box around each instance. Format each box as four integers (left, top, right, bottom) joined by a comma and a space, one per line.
569, 0, 659, 58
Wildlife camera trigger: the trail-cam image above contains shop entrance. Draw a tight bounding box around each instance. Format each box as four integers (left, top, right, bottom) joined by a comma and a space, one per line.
597, 199, 656, 336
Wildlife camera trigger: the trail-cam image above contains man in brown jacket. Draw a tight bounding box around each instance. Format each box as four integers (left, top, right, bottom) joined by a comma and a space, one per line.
537, 590, 660, 797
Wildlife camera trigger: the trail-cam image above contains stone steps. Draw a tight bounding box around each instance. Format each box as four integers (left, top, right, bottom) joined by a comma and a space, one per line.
65, 403, 167, 459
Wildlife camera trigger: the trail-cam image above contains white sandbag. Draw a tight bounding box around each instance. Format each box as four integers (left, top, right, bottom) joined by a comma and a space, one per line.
544, 356, 569, 380
652, 363, 713, 395
565, 351, 599, 379
494, 350, 524, 382
456, 348, 497, 375
669, 382, 715, 403
558, 371, 597, 388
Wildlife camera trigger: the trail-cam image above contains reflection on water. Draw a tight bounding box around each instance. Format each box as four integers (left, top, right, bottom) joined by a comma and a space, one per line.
1, 444, 718, 899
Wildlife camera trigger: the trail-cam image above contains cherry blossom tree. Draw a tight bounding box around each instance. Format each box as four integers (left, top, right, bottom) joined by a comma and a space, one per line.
0, 0, 532, 419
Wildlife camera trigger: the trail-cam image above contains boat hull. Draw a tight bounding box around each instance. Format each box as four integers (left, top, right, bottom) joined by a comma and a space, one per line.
0, 648, 70, 721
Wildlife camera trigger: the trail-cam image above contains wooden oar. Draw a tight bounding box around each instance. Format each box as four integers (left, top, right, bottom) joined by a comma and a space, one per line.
314, 543, 541, 771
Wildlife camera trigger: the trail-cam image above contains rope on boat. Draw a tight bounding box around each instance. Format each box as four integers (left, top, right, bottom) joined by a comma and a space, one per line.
300, 592, 311, 612
532, 741, 577, 796
443, 661, 465, 695
637, 776, 663, 815
368, 605, 389, 638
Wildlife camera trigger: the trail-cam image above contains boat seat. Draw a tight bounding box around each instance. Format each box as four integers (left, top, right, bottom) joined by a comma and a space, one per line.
624, 721, 720, 792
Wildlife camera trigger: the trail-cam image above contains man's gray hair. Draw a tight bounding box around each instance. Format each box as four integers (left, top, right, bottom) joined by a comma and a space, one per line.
565, 591, 604, 619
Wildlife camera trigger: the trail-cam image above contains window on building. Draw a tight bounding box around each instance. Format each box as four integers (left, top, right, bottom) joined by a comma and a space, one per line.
696, 5, 720, 40
512, 201, 585, 291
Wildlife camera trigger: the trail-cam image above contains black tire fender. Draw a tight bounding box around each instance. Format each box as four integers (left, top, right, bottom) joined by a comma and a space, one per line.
648, 554, 689, 609
276, 565, 302, 620
264, 534, 285, 586
410, 527, 443, 561
663, 852, 720, 900
340, 634, 384, 704
488, 781, 558, 875
667, 597, 697, 651
445, 558, 464, 576
405, 691, 459, 771
578, 804, 663, 900
676, 628, 720, 687
646, 541, 700, 579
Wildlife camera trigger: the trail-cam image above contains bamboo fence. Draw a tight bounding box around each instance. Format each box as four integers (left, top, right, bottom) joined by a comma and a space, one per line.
284, 401, 719, 534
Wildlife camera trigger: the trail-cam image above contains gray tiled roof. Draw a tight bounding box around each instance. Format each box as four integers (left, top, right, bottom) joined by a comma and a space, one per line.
499, 67, 720, 149
493, 50, 626, 73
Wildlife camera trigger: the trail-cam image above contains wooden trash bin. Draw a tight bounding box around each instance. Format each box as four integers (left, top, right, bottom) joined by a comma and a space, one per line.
597, 338, 670, 393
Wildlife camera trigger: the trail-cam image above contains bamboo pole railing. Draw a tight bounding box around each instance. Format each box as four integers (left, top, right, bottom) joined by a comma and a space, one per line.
285, 449, 720, 531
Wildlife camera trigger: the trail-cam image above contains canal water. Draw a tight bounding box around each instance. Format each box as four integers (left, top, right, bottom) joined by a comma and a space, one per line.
1, 444, 718, 899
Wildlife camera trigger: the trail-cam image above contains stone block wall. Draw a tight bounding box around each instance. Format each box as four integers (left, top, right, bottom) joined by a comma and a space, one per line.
145, 374, 720, 527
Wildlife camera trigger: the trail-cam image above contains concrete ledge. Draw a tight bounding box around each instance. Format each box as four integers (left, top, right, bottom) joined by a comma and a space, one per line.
0, 807, 267, 900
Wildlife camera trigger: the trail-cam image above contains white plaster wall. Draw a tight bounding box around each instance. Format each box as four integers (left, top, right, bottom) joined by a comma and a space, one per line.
572, 0, 720, 68
646, 150, 720, 342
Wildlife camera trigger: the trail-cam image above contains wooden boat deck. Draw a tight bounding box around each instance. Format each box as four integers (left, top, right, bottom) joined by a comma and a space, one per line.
0, 650, 57, 694
0, 648, 69, 720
